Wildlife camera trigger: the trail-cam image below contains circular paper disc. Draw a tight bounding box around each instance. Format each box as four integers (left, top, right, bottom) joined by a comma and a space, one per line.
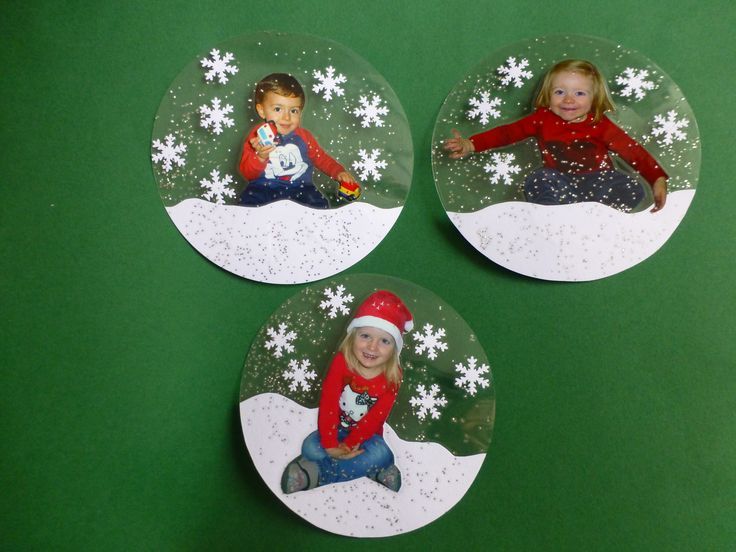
152, 32, 412, 284
239, 274, 495, 537
432, 34, 699, 281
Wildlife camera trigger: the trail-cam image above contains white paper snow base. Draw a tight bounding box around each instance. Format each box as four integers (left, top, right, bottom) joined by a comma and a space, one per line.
241, 394, 485, 538
432, 35, 700, 281
152, 32, 412, 284
239, 274, 495, 537
166, 199, 401, 284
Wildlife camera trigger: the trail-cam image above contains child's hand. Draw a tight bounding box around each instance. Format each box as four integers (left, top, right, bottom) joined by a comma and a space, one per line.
326, 443, 364, 460
444, 129, 475, 159
337, 172, 362, 201
337, 171, 357, 184
249, 136, 275, 160
651, 177, 667, 212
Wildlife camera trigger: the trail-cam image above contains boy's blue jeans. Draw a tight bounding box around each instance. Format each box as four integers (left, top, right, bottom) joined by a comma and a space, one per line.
239, 181, 329, 209
524, 168, 645, 212
301, 429, 394, 486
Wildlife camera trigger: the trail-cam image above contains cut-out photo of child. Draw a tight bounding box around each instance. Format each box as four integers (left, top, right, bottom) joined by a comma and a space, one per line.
239, 73, 359, 208
444, 60, 668, 213
280, 290, 412, 494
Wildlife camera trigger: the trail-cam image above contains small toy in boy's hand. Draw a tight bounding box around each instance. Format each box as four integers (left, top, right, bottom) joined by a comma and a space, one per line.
338, 180, 362, 201
256, 120, 280, 147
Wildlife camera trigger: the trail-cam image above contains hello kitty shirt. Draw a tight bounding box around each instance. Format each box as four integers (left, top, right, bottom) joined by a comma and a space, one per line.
317, 352, 399, 450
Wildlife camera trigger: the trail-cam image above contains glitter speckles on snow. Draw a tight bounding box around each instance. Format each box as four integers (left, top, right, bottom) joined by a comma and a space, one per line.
240, 393, 485, 538
165, 199, 402, 284
448, 189, 696, 281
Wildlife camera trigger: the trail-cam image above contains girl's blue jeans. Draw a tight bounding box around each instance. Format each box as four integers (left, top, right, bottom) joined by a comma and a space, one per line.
301, 429, 394, 486
524, 168, 645, 212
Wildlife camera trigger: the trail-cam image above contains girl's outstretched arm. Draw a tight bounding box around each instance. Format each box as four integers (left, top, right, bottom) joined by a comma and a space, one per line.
444, 129, 475, 159
651, 177, 667, 212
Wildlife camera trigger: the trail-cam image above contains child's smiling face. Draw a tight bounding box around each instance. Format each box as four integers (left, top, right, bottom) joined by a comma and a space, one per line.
256, 91, 303, 135
351, 327, 395, 376
549, 71, 594, 123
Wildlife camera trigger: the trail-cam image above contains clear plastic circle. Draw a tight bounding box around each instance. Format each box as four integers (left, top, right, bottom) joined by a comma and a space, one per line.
152, 32, 412, 284
432, 34, 700, 281
239, 274, 495, 537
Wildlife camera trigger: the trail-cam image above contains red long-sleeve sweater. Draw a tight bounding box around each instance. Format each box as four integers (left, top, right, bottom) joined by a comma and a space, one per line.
317, 352, 399, 450
469, 107, 668, 185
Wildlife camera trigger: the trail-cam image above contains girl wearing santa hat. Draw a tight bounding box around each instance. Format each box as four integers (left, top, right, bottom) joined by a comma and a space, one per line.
281, 290, 413, 494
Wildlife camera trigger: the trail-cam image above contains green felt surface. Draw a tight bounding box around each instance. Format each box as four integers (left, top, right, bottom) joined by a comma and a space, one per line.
1, 0, 735, 549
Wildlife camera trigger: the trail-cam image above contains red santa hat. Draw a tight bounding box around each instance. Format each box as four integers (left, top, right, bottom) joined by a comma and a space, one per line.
346, 290, 414, 350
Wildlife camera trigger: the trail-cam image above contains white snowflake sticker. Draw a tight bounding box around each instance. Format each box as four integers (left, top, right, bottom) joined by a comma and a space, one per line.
200, 169, 236, 205
352, 148, 387, 181
615, 67, 657, 101
200, 49, 239, 85
483, 152, 522, 186
199, 97, 235, 135
454, 356, 490, 397
282, 358, 317, 393
151, 134, 187, 173
353, 94, 389, 128
312, 66, 347, 101
467, 91, 502, 125
651, 110, 689, 146
412, 323, 448, 360
319, 285, 354, 318
409, 384, 448, 420
497, 56, 533, 88
265, 322, 297, 358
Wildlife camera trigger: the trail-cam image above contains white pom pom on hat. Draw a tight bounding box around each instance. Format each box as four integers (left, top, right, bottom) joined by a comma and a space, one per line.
346, 290, 413, 350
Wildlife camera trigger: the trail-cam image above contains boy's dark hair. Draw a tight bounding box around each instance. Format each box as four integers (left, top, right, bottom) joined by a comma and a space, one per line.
254, 73, 305, 107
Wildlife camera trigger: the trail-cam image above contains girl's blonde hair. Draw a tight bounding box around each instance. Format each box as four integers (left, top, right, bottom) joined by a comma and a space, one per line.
534, 59, 615, 123
339, 328, 402, 389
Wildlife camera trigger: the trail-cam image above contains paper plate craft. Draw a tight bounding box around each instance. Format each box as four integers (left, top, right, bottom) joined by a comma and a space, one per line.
152, 32, 412, 284
432, 35, 700, 281
239, 274, 495, 537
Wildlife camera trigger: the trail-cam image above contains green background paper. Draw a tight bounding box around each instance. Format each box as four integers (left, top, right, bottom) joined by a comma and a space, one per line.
2, 1, 735, 549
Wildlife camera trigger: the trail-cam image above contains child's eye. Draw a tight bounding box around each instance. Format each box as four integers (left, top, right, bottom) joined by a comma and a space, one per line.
553, 89, 565, 96
575, 91, 588, 97
381, 338, 391, 346
273, 106, 282, 112
290, 108, 300, 115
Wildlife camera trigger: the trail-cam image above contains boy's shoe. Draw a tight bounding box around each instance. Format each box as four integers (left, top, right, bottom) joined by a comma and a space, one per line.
281, 457, 319, 494
375, 464, 401, 492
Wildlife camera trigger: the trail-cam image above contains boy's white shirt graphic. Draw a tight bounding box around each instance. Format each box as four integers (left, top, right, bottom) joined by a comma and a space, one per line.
265, 143, 308, 181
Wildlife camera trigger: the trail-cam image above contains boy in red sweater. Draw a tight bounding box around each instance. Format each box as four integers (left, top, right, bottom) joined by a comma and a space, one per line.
239, 73, 358, 208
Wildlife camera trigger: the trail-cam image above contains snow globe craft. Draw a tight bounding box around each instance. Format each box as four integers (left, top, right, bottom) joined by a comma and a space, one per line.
432, 35, 700, 281
239, 274, 495, 537
152, 32, 412, 284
